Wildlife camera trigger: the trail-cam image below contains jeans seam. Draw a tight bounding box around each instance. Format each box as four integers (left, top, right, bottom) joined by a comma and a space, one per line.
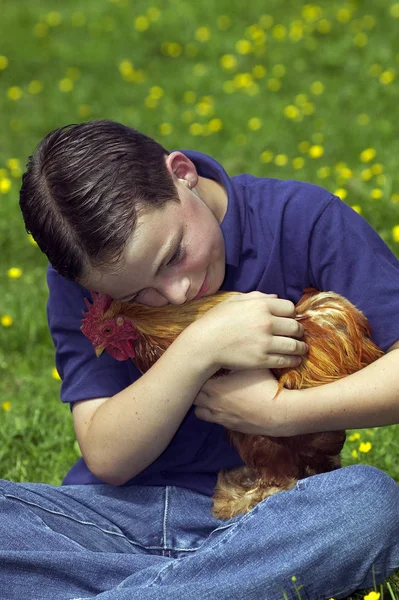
4, 493, 156, 553
162, 487, 170, 554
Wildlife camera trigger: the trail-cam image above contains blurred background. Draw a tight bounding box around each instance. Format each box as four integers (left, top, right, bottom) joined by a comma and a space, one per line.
0, 0, 398, 484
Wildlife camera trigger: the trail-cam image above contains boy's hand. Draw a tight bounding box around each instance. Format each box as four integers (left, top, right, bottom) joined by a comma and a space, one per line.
194, 368, 291, 436
186, 292, 307, 372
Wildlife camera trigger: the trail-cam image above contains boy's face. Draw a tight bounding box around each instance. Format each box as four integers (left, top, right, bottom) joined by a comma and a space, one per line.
86, 177, 227, 307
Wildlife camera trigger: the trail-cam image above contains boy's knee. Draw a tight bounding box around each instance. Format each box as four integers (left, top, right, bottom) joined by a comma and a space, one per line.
335, 465, 399, 537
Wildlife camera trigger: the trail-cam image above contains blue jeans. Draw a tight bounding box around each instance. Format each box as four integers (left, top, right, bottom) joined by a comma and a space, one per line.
0, 465, 398, 600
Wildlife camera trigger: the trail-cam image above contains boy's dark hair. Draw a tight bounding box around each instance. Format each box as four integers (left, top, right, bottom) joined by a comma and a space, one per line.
19, 119, 178, 283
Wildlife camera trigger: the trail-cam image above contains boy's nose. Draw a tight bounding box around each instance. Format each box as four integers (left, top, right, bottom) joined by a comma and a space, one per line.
162, 276, 191, 305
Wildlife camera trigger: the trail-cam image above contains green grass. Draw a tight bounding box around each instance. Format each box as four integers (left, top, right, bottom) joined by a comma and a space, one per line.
0, 0, 398, 597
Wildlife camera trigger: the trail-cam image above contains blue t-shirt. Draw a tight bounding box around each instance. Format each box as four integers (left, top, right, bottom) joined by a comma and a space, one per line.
47, 150, 399, 495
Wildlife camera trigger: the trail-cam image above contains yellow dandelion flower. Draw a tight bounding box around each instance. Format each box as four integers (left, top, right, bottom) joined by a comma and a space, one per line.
220, 54, 237, 71
392, 225, 399, 242
183, 90, 196, 104
351, 449, 358, 459
275, 154, 288, 167
2, 400, 11, 411
317, 167, 331, 179
380, 70, 395, 85
317, 19, 331, 34
1, 315, 13, 327
299, 141, 310, 153
390, 3, 399, 18
189, 123, 204, 135
78, 104, 92, 118
391, 193, 399, 203
236, 40, 253, 55
292, 157, 305, 169
119, 59, 134, 76
309, 145, 324, 159
28, 80, 43, 94
361, 169, 373, 182
7, 87, 23, 101
195, 27, 211, 42
259, 15, 274, 29
0, 55, 8, 70
45, 11, 62, 26
260, 150, 274, 163
311, 81, 325, 95
8, 267, 22, 278
135, 15, 149, 31
272, 24, 287, 40
351, 205, 362, 214
360, 148, 376, 163
217, 15, 231, 30
162, 42, 182, 58
289, 21, 304, 42
268, 78, 281, 92
272, 64, 286, 78
7, 159, 19, 170
370, 188, 383, 200
150, 86, 164, 99
234, 73, 253, 88
147, 7, 161, 22
245, 83, 260, 96
52, 367, 61, 381
354, 32, 368, 47
371, 163, 383, 175
71, 12, 86, 27
208, 118, 223, 132
284, 105, 300, 119
33, 23, 48, 37
0, 178, 12, 193
334, 188, 347, 200
59, 78, 74, 92
252, 65, 266, 78
159, 123, 173, 136
195, 102, 213, 117
349, 432, 361, 441
291, 575, 297, 582
248, 117, 262, 131
302, 4, 322, 22
364, 591, 380, 600
66, 67, 80, 80
302, 102, 315, 115
359, 441, 372, 453
336, 8, 352, 23
28, 233, 38, 246
362, 15, 376, 29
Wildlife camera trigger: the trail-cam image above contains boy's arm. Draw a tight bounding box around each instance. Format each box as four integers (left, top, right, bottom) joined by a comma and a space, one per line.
82, 329, 217, 486
284, 341, 399, 436
193, 342, 399, 437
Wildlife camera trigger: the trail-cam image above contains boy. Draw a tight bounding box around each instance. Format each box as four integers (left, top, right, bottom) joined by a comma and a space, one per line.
3, 119, 398, 599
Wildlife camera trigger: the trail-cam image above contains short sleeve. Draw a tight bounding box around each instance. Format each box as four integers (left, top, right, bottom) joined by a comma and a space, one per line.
309, 196, 399, 351
46, 265, 141, 408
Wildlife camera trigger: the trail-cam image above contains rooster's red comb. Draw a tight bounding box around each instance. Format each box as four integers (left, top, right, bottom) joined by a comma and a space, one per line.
81, 291, 113, 332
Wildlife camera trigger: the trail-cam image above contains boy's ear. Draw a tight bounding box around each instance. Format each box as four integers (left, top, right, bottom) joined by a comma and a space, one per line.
178, 178, 192, 189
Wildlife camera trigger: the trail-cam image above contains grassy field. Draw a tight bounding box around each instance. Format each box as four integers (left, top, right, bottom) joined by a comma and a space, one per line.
0, 0, 398, 597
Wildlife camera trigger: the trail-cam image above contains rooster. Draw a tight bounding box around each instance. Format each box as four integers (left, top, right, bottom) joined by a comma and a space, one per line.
81, 288, 383, 519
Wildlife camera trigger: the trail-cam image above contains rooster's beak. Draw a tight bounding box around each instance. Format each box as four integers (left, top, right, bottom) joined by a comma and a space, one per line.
95, 346, 105, 358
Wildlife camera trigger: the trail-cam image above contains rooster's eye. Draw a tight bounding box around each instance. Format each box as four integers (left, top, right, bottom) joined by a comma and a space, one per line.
104, 328, 111, 334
